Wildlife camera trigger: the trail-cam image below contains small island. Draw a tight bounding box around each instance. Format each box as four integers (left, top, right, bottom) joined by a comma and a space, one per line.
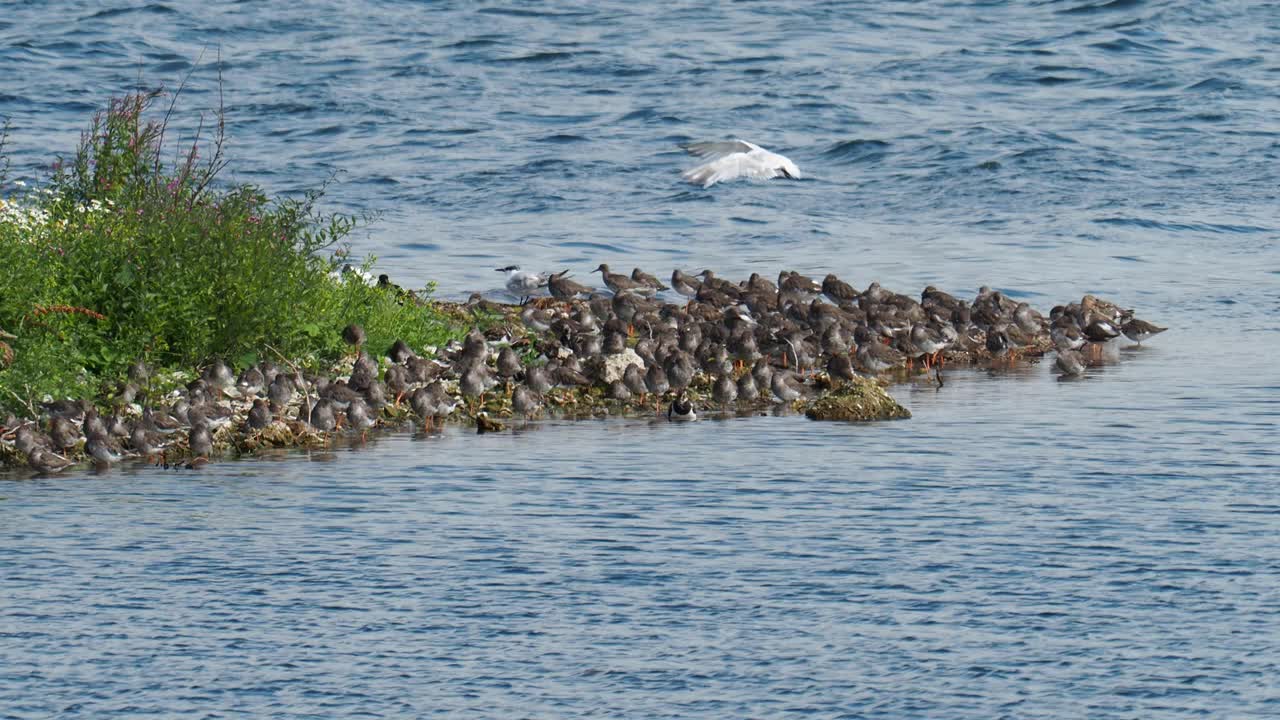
0, 92, 1162, 473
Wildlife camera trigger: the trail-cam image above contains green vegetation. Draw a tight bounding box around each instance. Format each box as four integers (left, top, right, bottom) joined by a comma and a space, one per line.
0, 91, 459, 415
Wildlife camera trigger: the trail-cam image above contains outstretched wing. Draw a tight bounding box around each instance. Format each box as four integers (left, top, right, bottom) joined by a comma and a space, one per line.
681, 154, 785, 188
680, 139, 760, 160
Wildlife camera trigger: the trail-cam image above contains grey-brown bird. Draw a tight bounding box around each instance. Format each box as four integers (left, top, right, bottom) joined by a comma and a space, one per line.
1055, 348, 1086, 377
388, 339, 417, 364
631, 268, 669, 292
307, 399, 338, 433
827, 353, 858, 382
346, 397, 376, 441
50, 417, 81, 452
235, 366, 266, 398
525, 365, 555, 394
856, 335, 906, 373
131, 425, 170, 463
822, 274, 859, 304
644, 363, 670, 396
770, 370, 806, 404
348, 351, 377, 392
27, 447, 75, 475
496, 346, 523, 379
383, 364, 409, 405
143, 406, 183, 436
595, 264, 653, 296
670, 269, 702, 300
189, 422, 214, 460
342, 323, 367, 349
512, 385, 542, 417
548, 270, 594, 301
202, 359, 235, 397
267, 375, 294, 413
410, 386, 437, 431
607, 379, 633, 401
781, 271, 823, 297
85, 431, 127, 466
623, 364, 648, 398
1122, 318, 1167, 344
712, 374, 738, 407
247, 398, 273, 430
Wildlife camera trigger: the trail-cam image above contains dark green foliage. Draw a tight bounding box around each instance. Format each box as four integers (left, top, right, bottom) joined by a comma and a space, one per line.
0, 91, 458, 414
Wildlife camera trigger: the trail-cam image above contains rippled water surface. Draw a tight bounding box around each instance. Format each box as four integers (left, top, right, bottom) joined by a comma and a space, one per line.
3, 1, 1279, 717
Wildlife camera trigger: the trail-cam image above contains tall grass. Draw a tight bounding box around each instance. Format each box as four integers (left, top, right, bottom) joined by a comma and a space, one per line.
0, 90, 458, 414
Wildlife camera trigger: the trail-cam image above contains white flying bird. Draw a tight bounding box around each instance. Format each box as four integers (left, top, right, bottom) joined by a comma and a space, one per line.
680, 139, 801, 189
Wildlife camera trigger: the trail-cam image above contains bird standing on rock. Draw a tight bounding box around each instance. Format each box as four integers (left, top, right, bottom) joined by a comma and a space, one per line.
645, 364, 670, 398
595, 264, 653, 296
856, 333, 906, 373
348, 351, 377, 392
27, 447, 75, 474
496, 346, 523, 380
131, 425, 170, 463
548, 270, 593, 301
827, 353, 858, 383
631, 268, 669, 292
512, 385, 542, 418
189, 421, 214, 462
671, 269, 702, 300
247, 398, 272, 430
623, 364, 649, 398
85, 432, 127, 467
525, 366, 555, 394
607, 379, 633, 402
307, 399, 338, 433
770, 370, 806, 405
1083, 316, 1122, 343
781, 271, 823, 298
910, 323, 950, 368
347, 398, 376, 441
498, 266, 549, 304
409, 387, 437, 432
822, 274, 859, 304
203, 360, 235, 398
712, 374, 738, 407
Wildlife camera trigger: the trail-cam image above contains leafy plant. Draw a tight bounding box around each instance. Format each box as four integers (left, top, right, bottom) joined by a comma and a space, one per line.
0, 88, 464, 415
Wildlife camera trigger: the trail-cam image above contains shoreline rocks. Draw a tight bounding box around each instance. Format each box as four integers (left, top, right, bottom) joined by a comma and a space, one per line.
0, 270, 1165, 474
804, 380, 912, 422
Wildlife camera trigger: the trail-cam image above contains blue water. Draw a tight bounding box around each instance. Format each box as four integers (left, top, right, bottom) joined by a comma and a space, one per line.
3, 1, 1280, 717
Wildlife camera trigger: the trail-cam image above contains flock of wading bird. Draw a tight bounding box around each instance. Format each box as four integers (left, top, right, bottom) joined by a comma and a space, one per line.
1, 265, 1166, 474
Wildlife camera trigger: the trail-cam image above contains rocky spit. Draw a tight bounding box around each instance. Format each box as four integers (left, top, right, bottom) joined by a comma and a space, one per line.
0, 268, 1165, 474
